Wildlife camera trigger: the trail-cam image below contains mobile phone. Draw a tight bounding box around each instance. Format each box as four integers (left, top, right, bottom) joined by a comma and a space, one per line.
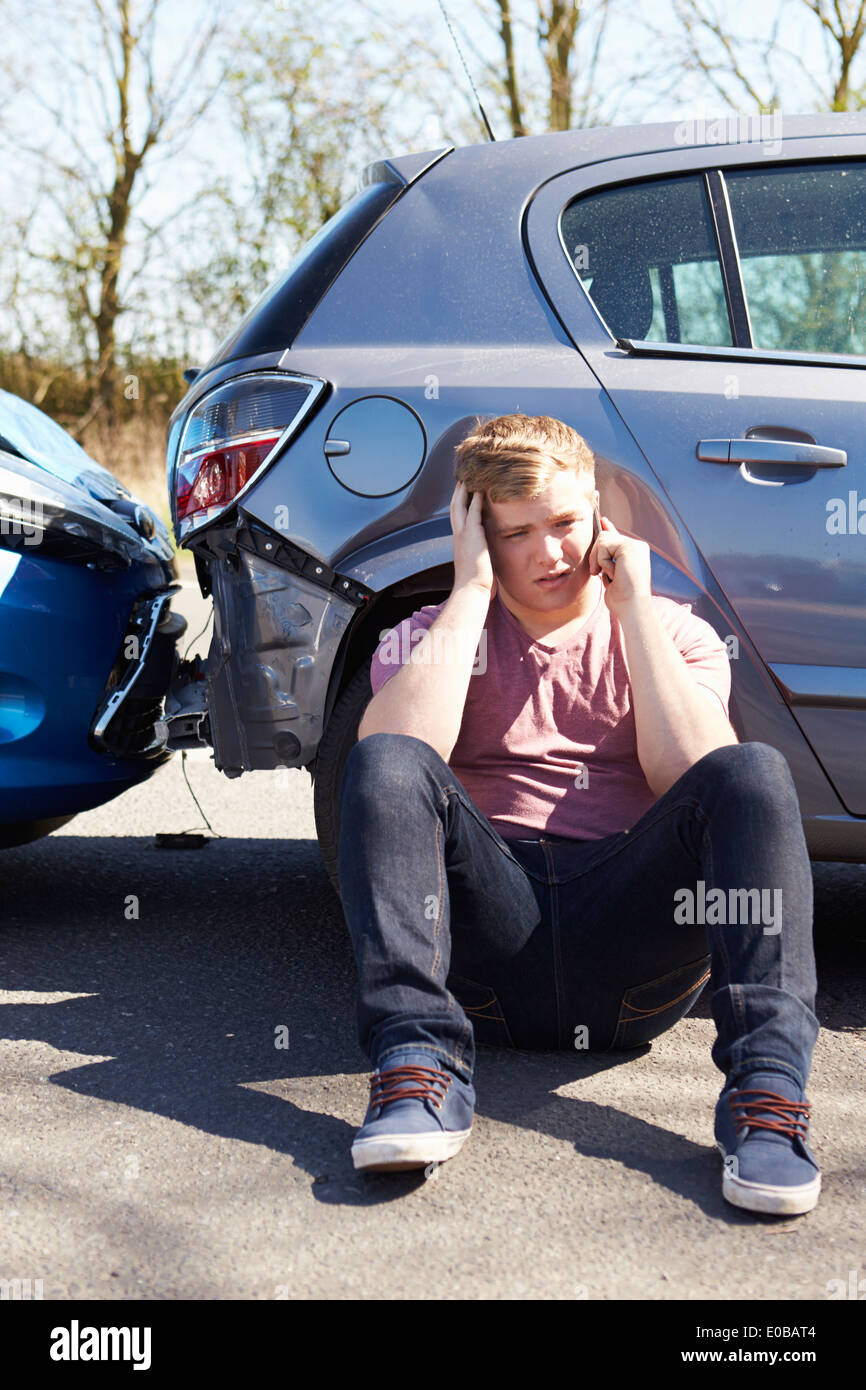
593, 504, 615, 584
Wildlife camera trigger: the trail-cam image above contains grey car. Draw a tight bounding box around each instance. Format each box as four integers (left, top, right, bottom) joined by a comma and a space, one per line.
163, 111, 866, 892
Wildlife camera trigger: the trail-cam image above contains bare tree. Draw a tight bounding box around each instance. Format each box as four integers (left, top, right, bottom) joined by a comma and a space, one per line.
1, 0, 232, 430
664, 0, 866, 113
539, 1, 583, 130
444, 0, 624, 137
802, 0, 866, 108
174, 1, 466, 339
495, 1, 530, 135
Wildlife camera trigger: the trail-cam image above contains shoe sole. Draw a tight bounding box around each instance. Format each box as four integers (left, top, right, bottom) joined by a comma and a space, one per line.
716, 1141, 821, 1215
352, 1126, 472, 1172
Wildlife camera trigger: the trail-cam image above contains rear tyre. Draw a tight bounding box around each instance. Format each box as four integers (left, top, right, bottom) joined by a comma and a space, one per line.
312, 664, 373, 899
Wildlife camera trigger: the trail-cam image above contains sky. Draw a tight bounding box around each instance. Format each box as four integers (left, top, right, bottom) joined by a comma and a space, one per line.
0, 0, 858, 363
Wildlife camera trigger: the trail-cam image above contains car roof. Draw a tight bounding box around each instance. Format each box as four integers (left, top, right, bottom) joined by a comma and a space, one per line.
376, 111, 866, 193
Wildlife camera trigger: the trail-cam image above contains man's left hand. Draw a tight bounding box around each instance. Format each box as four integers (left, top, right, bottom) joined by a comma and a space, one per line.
588, 516, 652, 613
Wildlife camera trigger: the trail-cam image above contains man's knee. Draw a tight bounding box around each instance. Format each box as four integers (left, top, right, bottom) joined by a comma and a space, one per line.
341, 732, 445, 804
695, 741, 798, 817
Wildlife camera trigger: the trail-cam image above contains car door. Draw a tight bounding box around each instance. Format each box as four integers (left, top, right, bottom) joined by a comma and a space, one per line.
526, 133, 866, 816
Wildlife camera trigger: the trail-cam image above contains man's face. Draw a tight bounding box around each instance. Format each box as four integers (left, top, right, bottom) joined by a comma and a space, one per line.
483, 471, 600, 616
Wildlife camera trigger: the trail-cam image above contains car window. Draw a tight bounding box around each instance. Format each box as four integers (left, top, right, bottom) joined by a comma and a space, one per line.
723, 161, 866, 355
560, 175, 733, 346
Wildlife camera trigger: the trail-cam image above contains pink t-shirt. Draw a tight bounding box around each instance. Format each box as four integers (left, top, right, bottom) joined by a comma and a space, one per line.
368, 583, 732, 842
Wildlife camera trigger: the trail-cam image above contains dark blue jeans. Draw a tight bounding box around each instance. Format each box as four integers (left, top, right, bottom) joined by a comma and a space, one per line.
338, 734, 818, 1093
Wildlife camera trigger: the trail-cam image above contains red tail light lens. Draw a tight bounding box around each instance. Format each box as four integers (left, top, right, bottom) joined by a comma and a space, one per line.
177, 440, 278, 523
172, 372, 326, 539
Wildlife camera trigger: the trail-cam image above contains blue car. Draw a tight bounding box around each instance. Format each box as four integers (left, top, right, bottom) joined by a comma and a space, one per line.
0, 390, 185, 845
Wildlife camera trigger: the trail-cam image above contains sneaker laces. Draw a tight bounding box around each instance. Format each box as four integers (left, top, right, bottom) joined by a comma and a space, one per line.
369, 1064, 453, 1112
728, 1087, 811, 1141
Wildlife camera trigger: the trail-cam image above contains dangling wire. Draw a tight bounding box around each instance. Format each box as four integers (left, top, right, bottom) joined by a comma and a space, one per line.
182, 605, 213, 661
167, 595, 219, 839
156, 594, 221, 841
178, 748, 223, 839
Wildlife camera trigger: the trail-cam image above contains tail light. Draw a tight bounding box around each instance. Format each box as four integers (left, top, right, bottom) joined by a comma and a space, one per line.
172, 371, 326, 539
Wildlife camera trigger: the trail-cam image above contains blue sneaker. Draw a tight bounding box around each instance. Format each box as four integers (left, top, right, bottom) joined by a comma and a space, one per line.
351, 1050, 475, 1172
715, 1071, 821, 1215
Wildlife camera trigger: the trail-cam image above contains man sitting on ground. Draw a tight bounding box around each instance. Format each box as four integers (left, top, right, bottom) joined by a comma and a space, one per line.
338, 412, 821, 1216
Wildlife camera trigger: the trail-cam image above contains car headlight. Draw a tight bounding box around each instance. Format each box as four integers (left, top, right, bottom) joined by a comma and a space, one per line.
0, 456, 141, 568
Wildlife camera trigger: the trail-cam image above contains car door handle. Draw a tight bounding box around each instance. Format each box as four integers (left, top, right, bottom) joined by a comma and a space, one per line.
697, 439, 847, 467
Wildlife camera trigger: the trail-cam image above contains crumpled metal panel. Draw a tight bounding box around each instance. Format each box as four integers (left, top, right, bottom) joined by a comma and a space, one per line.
206, 546, 356, 773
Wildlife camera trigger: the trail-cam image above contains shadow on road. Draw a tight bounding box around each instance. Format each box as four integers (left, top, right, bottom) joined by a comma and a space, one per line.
2, 836, 864, 1212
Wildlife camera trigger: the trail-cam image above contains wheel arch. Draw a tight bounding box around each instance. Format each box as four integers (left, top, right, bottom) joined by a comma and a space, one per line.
315, 558, 454, 769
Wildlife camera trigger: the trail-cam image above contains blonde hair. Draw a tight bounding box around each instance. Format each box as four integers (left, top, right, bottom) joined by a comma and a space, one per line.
454, 413, 595, 501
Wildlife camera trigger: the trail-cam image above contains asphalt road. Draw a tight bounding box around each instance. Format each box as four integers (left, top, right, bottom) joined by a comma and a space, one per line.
2, 572, 866, 1301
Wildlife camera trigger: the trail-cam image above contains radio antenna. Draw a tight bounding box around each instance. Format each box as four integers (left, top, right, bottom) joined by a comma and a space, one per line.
435, 0, 497, 141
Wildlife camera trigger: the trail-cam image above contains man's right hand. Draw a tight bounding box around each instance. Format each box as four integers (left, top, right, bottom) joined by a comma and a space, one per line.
360, 481, 494, 758
450, 480, 498, 599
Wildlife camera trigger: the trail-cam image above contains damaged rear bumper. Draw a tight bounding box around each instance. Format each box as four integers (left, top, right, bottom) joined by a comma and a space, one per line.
165, 520, 371, 774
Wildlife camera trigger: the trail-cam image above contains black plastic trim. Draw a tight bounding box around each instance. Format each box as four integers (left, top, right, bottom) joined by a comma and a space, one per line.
615, 337, 866, 368
704, 169, 752, 348
232, 519, 373, 609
